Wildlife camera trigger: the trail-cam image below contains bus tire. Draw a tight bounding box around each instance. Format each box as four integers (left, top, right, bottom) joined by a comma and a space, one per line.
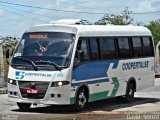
74, 87, 88, 111
125, 83, 135, 103
17, 103, 31, 112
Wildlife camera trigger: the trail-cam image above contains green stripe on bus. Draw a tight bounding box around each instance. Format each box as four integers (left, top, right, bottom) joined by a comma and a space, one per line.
89, 91, 109, 102
70, 97, 75, 105
110, 77, 119, 97
70, 77, 119, 104
70, 91, 109, 104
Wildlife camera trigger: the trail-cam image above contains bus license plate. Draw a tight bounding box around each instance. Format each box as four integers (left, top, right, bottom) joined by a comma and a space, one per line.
26, 89, 38, 94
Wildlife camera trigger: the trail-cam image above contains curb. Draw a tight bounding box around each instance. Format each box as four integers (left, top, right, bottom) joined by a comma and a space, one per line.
0, 88, 7, 94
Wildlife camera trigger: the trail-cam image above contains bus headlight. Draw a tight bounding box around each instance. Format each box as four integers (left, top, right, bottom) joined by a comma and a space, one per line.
51, 81, 70, 87
8, 79, 17, 85
57, 81, 63, 86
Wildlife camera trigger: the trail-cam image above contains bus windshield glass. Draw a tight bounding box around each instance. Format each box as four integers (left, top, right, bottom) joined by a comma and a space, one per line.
12, 32, 75, 70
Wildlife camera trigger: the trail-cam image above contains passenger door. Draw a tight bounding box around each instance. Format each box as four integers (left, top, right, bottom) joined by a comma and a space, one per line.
72, 38, 113, 101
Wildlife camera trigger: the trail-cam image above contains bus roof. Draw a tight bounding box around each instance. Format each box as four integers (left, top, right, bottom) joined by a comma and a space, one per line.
26, 24, 152, 37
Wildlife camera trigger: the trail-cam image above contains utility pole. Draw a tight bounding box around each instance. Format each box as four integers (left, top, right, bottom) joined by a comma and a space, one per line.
0, 40, 4, 87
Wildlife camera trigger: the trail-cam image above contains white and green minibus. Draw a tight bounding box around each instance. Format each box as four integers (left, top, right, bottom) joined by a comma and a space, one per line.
7, 20, 155, 111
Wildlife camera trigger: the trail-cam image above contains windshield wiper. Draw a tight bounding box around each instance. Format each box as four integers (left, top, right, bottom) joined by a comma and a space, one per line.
35, 61, 61, 70
13, 56, 38, 71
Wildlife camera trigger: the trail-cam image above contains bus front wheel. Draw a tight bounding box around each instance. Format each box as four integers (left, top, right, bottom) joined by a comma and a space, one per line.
17, 103, 31, 112
74, 88, 88, 111
125, 83, 135, 103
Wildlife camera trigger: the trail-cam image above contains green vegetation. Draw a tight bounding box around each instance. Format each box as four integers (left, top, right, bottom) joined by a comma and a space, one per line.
1, 41, 17, 78
146, 19, 160, 45
95, 7, 133, 25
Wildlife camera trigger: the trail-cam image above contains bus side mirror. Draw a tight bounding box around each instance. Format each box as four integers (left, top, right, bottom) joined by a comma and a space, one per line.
11, 48, 15, 56
73, 58, 80, 67
73, 50, 84, 67
6, 49, 11, 65
6, 49, 10, 59
78, 50, 85, 61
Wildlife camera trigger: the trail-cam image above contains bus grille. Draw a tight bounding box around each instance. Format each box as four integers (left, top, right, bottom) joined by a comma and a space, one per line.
18, 81, 50, 99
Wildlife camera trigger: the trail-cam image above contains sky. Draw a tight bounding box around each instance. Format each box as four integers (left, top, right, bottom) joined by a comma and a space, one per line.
0, 0, 159, 37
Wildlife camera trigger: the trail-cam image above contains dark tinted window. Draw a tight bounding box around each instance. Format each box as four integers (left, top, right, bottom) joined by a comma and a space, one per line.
118, 38, 131, 58
132, 37, 143, 57
76, 39, 89, 62
100, 38, 116, 60
12, 32, 74, 67
89, 38, 99, 60
142, 37, 154, 57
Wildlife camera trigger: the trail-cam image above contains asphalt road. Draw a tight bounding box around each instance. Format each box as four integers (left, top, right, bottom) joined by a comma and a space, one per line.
0, 79, 160, 120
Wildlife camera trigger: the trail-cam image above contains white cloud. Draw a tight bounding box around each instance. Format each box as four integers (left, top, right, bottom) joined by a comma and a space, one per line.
0, 9, 4, 16
0, 0, 159, 36
151, 1, 160, 10
133, 0, 160, 13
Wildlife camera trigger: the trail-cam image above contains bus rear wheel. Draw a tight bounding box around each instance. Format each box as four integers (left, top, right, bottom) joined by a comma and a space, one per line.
74, 88, 88, 111
17, 103, 31, 112
125, 83, 135, 103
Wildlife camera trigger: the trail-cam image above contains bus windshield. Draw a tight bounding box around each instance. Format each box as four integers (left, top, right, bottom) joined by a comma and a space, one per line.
12, 32, 75, 70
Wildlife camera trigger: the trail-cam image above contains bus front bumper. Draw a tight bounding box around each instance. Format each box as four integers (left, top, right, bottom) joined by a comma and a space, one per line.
8, 84, 72, 105
8, 95, 70, 105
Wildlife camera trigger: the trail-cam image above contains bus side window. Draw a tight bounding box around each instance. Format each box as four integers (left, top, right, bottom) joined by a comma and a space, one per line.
142, 37, 154, 57
89, 38, 99, 60
99, 37, 116, 60
132, 37, 143, 57
76, 39, 90, 62
118, 37, 131, 59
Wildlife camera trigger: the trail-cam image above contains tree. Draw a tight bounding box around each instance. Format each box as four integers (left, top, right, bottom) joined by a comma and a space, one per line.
146, 19, 160, 45
95, 7, 134, 25
79, 19, 92, 25
1, 36, 18, 79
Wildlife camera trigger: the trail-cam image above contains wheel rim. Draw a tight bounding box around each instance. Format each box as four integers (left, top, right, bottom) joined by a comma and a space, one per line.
129, 89, 133, 96
78, 92, 87, 107
128, 87, 134, 101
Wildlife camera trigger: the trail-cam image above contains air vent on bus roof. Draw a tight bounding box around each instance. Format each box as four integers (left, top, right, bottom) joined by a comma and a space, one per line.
50, 19, 81, 25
